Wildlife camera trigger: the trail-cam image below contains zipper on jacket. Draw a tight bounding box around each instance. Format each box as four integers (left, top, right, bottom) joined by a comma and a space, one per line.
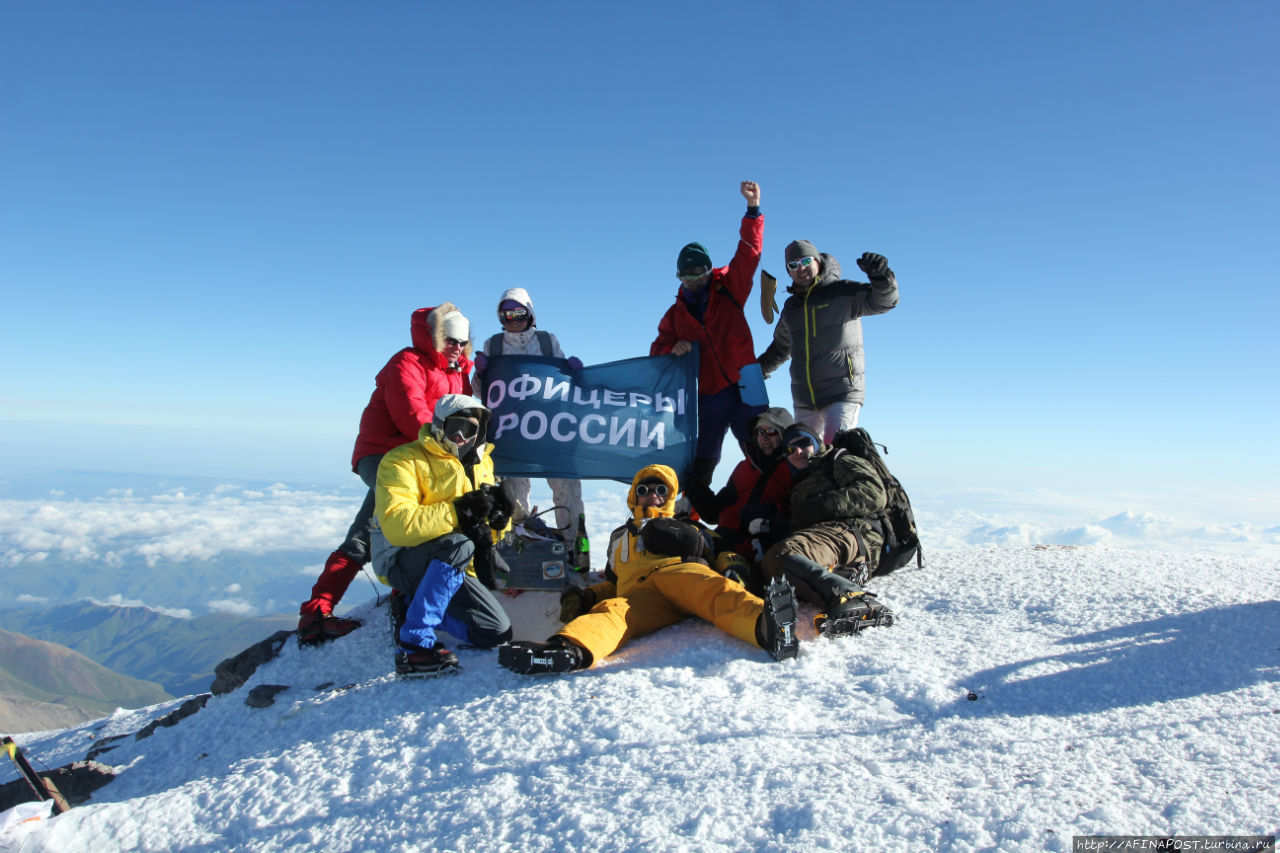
802, 288, 817, 406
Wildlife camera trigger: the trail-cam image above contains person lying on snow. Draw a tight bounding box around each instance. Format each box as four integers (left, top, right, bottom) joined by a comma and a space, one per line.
371, 394, 515, 676
760, 423, 895, 637
498, 464, 801, 674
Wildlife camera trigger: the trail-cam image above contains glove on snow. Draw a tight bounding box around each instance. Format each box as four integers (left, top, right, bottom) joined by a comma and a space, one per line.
558, 586, 598, 623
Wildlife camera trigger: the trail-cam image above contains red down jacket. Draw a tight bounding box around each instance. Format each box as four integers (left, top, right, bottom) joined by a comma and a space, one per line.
350, 304, 474, 471
650, 213, 764, 395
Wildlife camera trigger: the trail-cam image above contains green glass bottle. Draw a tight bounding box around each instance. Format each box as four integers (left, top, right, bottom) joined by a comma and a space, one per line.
573, 513, 590, 573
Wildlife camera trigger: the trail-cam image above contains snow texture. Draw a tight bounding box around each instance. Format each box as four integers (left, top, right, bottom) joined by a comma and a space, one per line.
3, 541, 1277, 852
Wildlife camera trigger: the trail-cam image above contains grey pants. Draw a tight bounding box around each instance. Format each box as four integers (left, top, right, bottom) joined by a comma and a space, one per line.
337, 453, 384, 564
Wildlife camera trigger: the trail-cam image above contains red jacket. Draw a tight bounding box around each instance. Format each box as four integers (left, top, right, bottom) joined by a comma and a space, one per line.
350, 306, 474, 471
650, 213, 764, 395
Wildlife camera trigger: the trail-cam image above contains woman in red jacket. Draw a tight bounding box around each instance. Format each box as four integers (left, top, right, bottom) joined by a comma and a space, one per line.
297, 303, 474, 645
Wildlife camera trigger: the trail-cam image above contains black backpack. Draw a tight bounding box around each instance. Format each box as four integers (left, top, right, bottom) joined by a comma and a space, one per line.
829, 427, 923, 575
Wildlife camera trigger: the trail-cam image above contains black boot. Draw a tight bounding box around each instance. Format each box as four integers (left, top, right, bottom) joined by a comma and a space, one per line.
498, 638, 586, 674
757, 576, 799, 661
395, 642, 460, 677
815, 592, 894, 638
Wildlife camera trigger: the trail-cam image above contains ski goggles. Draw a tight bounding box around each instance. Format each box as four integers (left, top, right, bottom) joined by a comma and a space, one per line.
677, 267, 709, 282
498, 308, 529, 322
443, 416, 479, 443
786, 256, 816, 271
755, 426, 781, 438
634, 482, 669, 498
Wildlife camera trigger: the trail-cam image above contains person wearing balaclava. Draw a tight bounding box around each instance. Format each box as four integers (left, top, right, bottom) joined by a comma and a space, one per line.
650, 181, 769, 494
758, 240, 900, 443
369, 393, 513, 676
472, 287, 587, 536
757, 423, 896, 639
295, 304, 475, 647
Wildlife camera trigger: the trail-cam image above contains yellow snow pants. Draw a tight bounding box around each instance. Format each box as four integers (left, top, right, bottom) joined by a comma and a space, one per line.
556, 562, 763, 665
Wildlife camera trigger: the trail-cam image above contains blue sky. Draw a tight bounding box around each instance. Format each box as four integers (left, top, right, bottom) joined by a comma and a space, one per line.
2, 1, 1277, 523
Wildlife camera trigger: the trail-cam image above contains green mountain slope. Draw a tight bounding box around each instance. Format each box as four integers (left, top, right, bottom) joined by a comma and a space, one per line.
0, 627, 171, 734
0, 603, 298, 698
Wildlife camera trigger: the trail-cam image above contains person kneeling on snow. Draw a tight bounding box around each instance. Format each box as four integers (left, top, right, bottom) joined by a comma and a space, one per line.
371, 394, 514, 675
498, 464, 801, 674
760, 423, 895, 638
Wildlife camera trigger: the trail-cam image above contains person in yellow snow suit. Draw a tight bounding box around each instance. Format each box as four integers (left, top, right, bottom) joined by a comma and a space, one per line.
498, 464, 801, 674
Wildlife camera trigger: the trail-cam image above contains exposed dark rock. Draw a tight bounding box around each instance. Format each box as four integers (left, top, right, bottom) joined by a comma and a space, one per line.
85, 733, 130, 761
135, 694, 210, 740
210, 630, 293, 696
245, 684, 290, 708
0, 760, 115, 811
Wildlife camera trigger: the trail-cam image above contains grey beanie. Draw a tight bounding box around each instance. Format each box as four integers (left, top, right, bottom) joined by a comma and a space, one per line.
785, 240, 819, 263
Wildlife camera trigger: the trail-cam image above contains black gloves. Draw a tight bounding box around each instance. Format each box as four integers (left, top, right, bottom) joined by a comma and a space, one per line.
487, 485, 513, 532
455, 489, 496, 527
471, 540, 509, 590
558, 586, 597, 623
738, 502, 775, 526
856, 252, 892, 281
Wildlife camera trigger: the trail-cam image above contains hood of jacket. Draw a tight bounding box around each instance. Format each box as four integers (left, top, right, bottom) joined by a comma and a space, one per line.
627, 464, 680, 522
498, 287, 536, 326
422, 393, 491, 463
785, 253, 844, 296
410, 304, 475, 371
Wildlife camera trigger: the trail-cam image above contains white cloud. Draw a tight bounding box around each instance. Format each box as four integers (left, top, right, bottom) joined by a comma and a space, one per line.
91, 594, 193, 619
208, 598, 257, 616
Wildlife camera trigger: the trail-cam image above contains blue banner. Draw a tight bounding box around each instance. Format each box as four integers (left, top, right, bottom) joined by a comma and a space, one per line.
481, 353, 699, 483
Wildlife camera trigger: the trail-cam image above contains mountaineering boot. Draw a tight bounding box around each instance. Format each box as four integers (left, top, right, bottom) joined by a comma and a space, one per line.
832, 560, 872, 588
395, 642, 460, 677
386, 589, 408, 640
297, 612, 363, 646
815, 591, 895, 638
498, 639, 586, 674
758, 576, 800, 661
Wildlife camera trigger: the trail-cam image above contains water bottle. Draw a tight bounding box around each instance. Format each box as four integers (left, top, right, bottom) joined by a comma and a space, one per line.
573, 513, 590, 573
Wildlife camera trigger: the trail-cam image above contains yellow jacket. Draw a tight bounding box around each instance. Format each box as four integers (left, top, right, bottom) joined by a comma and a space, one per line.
596, 464, 687, 597
373, 423, 509, 578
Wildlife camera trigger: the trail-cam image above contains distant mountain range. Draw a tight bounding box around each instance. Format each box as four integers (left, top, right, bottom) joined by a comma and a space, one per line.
0, 627, 171, 734
0, 602, 297, 705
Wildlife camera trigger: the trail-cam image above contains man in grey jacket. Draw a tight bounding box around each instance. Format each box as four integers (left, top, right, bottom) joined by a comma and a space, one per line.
757, 240, 899, 442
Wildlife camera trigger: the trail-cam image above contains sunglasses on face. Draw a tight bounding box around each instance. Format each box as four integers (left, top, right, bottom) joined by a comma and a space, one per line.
444, 337, 466, 348
499, 309, 529, 322
634, 482, 669, 498
788, 440, 815, 453
677, 267, 709, 282
786, 256, 816, 271
755, 427, 781, 438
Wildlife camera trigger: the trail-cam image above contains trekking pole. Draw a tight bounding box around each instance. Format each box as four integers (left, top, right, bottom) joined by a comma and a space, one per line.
2, 736, 70, 814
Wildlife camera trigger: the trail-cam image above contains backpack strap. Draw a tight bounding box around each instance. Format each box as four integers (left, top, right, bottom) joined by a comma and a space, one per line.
535, 330, 553, 357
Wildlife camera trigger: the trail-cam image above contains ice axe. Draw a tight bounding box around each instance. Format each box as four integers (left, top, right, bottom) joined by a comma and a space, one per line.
760, 270, 779, 324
